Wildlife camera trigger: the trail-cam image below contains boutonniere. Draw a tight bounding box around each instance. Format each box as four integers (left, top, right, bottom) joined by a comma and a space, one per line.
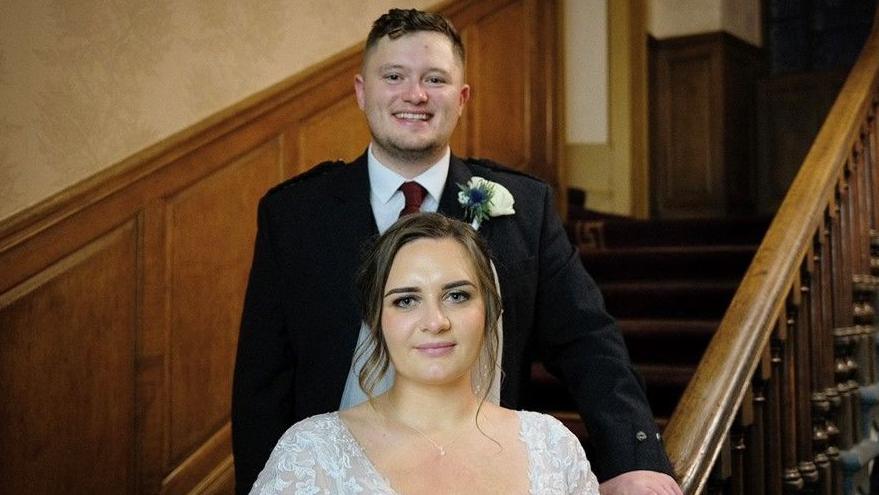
457, 177, 516, 229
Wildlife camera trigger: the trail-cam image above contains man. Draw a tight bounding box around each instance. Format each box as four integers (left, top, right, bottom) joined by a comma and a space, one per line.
232, 8, 681, 494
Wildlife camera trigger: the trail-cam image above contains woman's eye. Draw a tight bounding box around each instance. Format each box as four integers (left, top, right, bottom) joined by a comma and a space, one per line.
446, 290, 471, 303
393, 296, 416, 308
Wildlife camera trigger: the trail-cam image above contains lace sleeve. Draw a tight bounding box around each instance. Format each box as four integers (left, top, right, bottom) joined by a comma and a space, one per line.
556, 421, 600, 494
521, 411, 600, 494
249, 417, 327, 495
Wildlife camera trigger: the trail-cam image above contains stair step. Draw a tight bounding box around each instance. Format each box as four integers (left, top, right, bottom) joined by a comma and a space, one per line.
618, 318, 718, 337
637, 363, 695, 418
581, 245, 756, 283
527, 361, 695, 418
529, 361, 695, 387
602, 280, 738, 319
619, 319, 717, 364
636, 363, 695, 387
568, 216, 770, 247
541, 214, 766, 440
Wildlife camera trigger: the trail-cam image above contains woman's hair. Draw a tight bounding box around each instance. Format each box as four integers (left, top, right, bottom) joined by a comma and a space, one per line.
355, 212, 501, 400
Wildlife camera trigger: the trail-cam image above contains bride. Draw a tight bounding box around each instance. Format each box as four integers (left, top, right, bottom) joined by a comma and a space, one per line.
250, 213, 599, 494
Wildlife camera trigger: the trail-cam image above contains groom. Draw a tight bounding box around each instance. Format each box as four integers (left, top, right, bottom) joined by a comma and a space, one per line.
232, 8, 680, 494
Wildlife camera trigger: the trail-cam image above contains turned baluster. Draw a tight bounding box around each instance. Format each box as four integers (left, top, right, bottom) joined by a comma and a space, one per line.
805, 243, 832, 495
832, 189, 857, 450
768, 333, 785, 495
730, 400, 750, 495
819, 215, 842, 493
780, 313, 805, 493
748, 350, 771, 495
864, 113, 878, 228
842, 174, 865, 445
790, 274, 819, 488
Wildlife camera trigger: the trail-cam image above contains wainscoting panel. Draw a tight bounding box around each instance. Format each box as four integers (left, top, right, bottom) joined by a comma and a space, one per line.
167, 138, 281, 467
0, 1, 559, 492
650, 33, 761, 218
0, 221, 139, 494
662, 50, 718, 208
298, 93, 371, 168
467, 0, 528, 169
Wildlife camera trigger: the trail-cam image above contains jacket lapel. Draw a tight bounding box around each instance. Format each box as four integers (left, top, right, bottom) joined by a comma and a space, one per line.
438, 155, 471, 222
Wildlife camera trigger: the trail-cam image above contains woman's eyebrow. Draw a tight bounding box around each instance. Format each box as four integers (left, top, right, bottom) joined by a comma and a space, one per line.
384, 286, 420, 297
442, 280, 474, 290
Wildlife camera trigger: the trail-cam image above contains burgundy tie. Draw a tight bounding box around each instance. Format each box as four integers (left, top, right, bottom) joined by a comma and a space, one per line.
399, 181, 427, 217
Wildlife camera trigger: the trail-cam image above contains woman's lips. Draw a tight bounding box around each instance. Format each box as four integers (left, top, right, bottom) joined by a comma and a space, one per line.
415, 342, 456, 357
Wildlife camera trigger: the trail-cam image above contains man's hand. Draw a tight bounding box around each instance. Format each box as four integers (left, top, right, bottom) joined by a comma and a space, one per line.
599, 470, 683, 495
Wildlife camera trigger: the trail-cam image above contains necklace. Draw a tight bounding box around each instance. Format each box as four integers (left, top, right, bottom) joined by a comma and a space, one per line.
396, 418, 467, 456
379, 400, 470, 457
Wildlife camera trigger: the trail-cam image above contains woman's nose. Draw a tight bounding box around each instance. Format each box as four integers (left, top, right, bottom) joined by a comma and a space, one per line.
421, 302, 450, 333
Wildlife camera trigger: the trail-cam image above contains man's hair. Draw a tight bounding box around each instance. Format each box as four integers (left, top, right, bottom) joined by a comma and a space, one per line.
354, 213, 500, 401
365, 8, 465, 64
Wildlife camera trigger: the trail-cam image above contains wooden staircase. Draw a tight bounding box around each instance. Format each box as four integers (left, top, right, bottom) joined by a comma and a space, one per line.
525, 215, 770, 441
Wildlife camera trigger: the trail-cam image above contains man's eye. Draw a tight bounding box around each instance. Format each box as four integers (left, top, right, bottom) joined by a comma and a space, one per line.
426, 76, 445, 85
384, 73, 402, 82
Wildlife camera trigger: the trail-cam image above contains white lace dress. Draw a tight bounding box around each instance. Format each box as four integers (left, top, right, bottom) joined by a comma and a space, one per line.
250, 410, 599, 494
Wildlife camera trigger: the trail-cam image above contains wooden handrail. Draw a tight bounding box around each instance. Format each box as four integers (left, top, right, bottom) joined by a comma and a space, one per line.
663, 8, 879, 494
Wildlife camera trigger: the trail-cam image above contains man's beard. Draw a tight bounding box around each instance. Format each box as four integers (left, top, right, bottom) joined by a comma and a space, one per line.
373, 134, 445, 164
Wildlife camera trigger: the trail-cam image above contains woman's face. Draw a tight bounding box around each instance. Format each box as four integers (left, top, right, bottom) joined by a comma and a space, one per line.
380, 237, 485, 387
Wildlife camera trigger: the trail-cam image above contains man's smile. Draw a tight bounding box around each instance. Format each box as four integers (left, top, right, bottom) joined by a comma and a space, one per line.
393, 111, 432, 121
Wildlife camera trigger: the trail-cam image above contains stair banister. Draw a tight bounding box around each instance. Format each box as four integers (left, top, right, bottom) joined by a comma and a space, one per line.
663, 6, 879, 493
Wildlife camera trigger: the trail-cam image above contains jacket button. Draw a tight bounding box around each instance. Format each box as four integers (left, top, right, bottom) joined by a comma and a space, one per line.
636, 431, 647, 441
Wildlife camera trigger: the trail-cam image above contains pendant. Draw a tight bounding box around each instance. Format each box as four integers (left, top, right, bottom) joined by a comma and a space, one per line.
439, 447, 446, 456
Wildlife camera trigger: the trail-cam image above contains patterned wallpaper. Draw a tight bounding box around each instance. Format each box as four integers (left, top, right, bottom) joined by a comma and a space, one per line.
0, 0, 434, 222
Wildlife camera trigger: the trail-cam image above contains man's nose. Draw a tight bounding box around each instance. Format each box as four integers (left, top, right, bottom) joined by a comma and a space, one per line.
402, 80, 428, 103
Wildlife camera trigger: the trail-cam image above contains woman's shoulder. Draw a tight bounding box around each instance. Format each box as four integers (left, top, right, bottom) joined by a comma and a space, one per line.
273, 412, 345, 446
252, 412, 385, 494
516, 410, 585, 453
516, 410, 573, 435
289, 411, 340, 430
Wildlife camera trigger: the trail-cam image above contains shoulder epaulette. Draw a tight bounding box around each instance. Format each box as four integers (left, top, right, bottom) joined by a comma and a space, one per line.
462, 157, 544, 183
265, 160, 346, 195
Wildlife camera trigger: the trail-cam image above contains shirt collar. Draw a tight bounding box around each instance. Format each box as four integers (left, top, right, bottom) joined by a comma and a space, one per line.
367, 145, 450, 205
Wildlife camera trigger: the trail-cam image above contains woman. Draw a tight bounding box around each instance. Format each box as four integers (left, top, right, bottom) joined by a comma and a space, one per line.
250, 213, 599, 494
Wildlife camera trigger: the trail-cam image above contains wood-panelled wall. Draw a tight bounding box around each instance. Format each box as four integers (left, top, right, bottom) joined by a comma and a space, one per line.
755, 70, 847, 214
0, 0, 560, 493
649, 32, 761, 219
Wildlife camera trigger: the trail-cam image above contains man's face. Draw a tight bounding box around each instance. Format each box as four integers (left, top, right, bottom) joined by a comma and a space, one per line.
355, 31, 470, 174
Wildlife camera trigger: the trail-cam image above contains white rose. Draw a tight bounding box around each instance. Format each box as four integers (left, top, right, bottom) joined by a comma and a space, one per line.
488, 183, 515, 216
467, 176, 490, 190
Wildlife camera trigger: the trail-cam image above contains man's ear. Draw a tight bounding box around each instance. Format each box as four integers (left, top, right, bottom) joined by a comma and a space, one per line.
354, 74, 366, 110
458, 84, 471, 111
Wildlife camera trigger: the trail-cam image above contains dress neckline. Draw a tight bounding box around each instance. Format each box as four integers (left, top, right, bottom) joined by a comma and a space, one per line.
333, 410, 531, 495
333, 411, 397, 493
